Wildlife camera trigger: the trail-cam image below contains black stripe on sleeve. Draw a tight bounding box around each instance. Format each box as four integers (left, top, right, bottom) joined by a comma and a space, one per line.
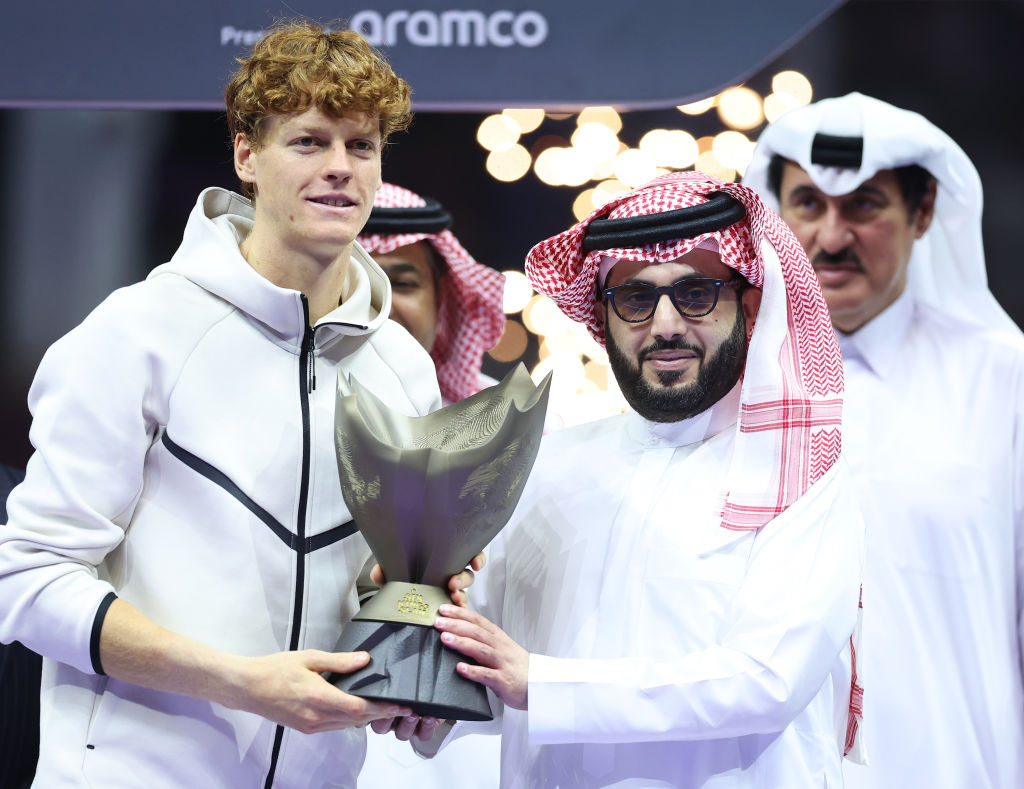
89, 591, 118, 675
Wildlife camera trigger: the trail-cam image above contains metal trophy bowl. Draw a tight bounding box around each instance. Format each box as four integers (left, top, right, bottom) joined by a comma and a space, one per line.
329, 363, 551, 721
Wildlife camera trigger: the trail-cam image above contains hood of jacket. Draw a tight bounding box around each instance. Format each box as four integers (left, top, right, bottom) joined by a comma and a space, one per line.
148, 187, 394, 351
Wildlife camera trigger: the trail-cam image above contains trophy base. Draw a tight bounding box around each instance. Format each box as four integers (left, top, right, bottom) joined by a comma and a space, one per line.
328, 619, 493, 722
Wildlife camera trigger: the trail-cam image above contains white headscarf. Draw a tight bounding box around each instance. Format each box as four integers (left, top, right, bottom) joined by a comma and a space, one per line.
743, 92, 1020, 337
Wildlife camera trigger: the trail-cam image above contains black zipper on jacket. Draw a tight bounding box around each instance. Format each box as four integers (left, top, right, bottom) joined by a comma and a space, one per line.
264, 296, 316, 789
261, 300, 374, 787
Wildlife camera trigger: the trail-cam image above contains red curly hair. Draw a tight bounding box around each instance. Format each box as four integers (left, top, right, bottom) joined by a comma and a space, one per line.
225, 20, 411, 155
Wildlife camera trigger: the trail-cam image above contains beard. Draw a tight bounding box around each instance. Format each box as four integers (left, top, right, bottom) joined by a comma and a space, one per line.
606, 308, 748, 423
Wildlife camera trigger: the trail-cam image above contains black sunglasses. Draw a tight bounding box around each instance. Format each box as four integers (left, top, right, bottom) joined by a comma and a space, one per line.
603, 277, 741, 323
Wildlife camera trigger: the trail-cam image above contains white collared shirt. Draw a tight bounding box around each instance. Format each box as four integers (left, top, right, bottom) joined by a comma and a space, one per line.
838, 293, 1024, 789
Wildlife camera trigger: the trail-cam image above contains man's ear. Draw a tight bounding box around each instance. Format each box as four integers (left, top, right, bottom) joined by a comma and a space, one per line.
233, 132, 257, 187
913, 178, 938, 239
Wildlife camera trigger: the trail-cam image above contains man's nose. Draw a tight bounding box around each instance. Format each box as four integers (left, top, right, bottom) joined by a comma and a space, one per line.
817, 207, 854, 255
649, 293, 688, 340
324, 144, 353, 180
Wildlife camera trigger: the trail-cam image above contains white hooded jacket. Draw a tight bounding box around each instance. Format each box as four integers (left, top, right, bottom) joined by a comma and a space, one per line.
0, 187, 440, 788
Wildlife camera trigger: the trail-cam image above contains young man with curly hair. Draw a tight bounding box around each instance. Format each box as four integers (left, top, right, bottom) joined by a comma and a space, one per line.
0, 21, 471, 788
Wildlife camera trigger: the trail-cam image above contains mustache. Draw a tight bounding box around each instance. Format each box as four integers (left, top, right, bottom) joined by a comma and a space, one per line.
638, 338, 703, 362
813, 249, 862, 268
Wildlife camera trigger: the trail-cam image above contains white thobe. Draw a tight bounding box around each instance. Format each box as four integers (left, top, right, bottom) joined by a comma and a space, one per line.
838, 290, 1024, 789
462, 386, 863, 788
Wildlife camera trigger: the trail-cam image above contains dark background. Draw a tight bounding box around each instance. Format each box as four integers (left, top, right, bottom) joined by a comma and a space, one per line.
1, 0, 1021, 466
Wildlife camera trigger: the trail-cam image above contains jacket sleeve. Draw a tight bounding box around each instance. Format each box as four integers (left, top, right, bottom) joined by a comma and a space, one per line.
0, 287, 177, 674
526, 464, 864, 745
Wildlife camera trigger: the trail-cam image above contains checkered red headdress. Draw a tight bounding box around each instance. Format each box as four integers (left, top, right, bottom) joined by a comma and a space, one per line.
359, 183, 506, 403
526, 171, 844, 532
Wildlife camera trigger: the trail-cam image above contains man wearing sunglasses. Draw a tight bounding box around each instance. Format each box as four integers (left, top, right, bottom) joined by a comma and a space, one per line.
601, 251, 749, 423
424, 171, 865, 787
745, 93, 1024, 789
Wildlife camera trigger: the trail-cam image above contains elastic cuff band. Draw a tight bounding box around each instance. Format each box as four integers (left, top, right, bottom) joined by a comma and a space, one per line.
89, 591, 118, 675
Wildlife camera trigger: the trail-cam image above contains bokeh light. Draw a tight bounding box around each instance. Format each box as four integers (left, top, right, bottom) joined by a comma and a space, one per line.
763, 92, 802, 123
712, 131, 755, 175
501, 270, 534, 313
487, 320, 529, 363
476, 114, 521, 152
716, 87, 764, 130
557, 147, 597, 187
613, 148, 658, 187
695, 150, 736, 182
571, 122, 621, 164
677, 97, 715, 115
501, 107, 545, 134
584, 359, 609, 389
572, 322, 606, 361
531, 352, 586, 406
533, 146, 566, 185
592, 179, 631, 207
539, 329, 580, 357
639, 128, 699, 169
577, 106, 623, 134
573, 188, 597, 221
522, 294, 574, 336
771, 70, 813, 106
486, 144, 532, 182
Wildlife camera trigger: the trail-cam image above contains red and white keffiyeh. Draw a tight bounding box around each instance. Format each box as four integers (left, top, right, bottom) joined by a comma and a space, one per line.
526, 171, 843, 533
359, 183, 506, 403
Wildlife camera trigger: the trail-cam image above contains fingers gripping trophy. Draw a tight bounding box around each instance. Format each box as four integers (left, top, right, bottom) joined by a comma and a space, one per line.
330, 364, 551, 720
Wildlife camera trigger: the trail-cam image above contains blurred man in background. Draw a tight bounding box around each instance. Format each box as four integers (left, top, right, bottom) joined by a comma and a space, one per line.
745, 91, 1024, 789
358, 183, 505, 406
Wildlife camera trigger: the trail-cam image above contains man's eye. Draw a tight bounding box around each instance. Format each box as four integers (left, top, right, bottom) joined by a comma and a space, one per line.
677, 285, 713, 302
620, 288, 654, 306
350, 140, 375, 152
295, 137, 320, 147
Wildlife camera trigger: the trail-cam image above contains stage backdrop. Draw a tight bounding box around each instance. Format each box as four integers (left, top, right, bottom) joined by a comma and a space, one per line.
2, 0, 843, 110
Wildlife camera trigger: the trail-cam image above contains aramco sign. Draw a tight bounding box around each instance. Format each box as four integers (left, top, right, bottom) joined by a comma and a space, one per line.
0, 0, 845, 109
349, 9, 549, 48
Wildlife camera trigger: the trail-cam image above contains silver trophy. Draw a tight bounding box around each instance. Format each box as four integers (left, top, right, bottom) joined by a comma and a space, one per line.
329, 363, 551, 720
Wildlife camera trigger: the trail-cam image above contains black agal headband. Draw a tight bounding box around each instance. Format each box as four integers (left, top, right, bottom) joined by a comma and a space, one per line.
361, 198, 453, 234
582, 192, 746, 251
810, 133, 863, 168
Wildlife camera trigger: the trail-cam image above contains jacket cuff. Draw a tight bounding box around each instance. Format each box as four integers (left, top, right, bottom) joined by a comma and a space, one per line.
89, 591, 118, 675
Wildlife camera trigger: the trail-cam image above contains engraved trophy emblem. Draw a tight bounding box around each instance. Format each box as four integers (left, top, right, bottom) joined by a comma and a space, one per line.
329, 363, 551, 720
